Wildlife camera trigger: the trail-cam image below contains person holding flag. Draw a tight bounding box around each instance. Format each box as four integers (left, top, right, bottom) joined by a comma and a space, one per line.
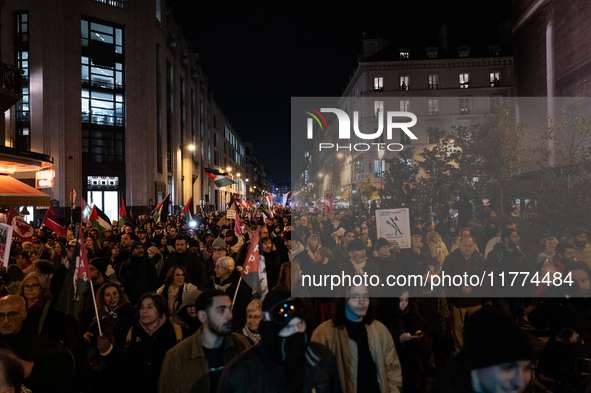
41, 205, 68, 240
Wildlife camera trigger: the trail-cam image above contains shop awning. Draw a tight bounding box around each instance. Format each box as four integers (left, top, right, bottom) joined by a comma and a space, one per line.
0, 175, 50, 207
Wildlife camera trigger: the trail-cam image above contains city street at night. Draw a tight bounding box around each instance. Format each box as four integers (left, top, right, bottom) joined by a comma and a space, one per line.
0, 0, 590, 392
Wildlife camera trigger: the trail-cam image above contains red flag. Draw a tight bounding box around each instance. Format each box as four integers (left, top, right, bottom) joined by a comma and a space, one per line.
234, 214, 243, 235
241, 227, 267, 296
324, 191, 334, 216
42, 206, 67, 239
7, 208, 34, 240
77, 226, 91, 282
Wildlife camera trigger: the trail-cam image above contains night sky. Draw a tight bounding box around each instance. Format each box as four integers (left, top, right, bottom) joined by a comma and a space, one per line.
170, 0, 512, 186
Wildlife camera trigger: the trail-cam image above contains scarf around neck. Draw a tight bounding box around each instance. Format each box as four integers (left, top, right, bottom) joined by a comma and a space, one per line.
140, 314, 167, 336
242, 325, 261, 345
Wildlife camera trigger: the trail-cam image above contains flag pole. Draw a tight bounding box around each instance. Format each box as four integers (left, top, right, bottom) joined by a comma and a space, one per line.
89, 279, 102, 336
75, 223, 102, 336
232, 275, 243, 309
139, 193, 170, 229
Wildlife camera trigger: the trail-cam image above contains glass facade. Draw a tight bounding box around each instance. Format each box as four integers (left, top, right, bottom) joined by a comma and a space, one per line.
15, 13, 30, 151
81, 19, 124, 163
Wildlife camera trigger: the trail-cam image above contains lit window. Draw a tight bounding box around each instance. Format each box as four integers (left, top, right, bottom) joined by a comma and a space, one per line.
374, 101, 384, 116
400, 76, 409, 91
460, 98, 471, 114
459, 73, 470, 88
374, 160, 385, 177
428, 99, 438, 115
490, 72, 500, 87
400, 100, 410, 112
399, 50, 410, 60
374, 77, 384, 91
428, 75, 438, 90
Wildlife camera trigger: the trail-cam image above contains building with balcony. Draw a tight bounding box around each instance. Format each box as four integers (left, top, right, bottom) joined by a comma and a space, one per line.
1, 0, 250, 222
301, 32, 514, 207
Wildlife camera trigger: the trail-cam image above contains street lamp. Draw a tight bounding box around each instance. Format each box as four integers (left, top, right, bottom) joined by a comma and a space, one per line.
318, 173, 323, 178
226, 167, 232, 172
378, 147, 385, 207
180, 143, 195, 204
337, 153, 343, 158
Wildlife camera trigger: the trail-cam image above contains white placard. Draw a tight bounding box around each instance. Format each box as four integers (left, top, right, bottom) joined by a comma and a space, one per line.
226, 209, 236, 220
0, 223, 13, 267
375, 208, 411, 249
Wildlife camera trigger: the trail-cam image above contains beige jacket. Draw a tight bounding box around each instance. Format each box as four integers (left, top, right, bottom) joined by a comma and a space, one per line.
158, 327, 250, 393
311, 319, 402, 393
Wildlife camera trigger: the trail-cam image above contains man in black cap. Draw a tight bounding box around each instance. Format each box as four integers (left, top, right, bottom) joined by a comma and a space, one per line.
436, 308, 534, 393
397, 228, 432, 276
340, 239, 379, 278
572, 227, 591, 269
217, 290, 341, 393
137, 227, 152, 250
118, 241, 158, 305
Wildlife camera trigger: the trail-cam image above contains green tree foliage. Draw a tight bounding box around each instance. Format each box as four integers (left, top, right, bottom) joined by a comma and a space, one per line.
358, 175, 376, 204
380, 148, 418, 208
530, 104, 591, 231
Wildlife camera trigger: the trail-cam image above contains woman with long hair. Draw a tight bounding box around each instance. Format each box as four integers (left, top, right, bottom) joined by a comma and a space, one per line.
51, 241, 67, 267
156, 266, 198, 315
83, 281, 135, 393
122, 293, 182, 393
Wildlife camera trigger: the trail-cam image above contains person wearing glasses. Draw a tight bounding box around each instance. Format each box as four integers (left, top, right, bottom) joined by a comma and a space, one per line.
0, 295, 74, 392
311, 285, 403, 393
217, 289, 341, 393
201, 238, 227, 289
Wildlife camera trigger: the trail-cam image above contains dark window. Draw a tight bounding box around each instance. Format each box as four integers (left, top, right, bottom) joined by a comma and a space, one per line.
16, 13, 30, 151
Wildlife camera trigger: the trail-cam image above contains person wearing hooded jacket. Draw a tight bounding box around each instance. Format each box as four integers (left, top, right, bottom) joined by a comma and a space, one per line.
170, 288, 202, 337
217, 290, 342, 393
118, 241, 158, 306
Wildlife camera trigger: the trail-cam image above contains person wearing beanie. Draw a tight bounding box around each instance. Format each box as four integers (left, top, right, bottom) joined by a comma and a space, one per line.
572, 227, 591, 268
201, 237, 228, 289
217, 290, 341, 393
78, 257, 112, 333
397, 229, 434, 277
312, 284, 403, 393
286, 232, 314, 275
436, 308, 534, 393
159, 290, 250, 393
370, 237, 399, 281
118, 242, 158, 306
340, 239, 379, 278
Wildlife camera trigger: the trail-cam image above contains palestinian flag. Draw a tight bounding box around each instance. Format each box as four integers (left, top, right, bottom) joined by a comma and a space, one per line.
152, 194, 170, 224
118, 195, 131, 231
241, 227, 268, 297
260, 197, 272, 218
205, 168, 236, 188
282, 191, 293, 207
89, 205, 111, 233
182, 196, 193, 222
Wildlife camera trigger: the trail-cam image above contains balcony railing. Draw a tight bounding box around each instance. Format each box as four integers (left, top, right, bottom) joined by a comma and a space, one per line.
0, 63, 21, 94
0, 63, 22, 113
92, 0, 124, 8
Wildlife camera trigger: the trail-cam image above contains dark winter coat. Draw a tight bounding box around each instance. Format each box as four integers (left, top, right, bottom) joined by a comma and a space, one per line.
217, 343, 342, 393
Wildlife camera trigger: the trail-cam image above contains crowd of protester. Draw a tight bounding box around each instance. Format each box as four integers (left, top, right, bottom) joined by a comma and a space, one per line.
0, 201, 588, 392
